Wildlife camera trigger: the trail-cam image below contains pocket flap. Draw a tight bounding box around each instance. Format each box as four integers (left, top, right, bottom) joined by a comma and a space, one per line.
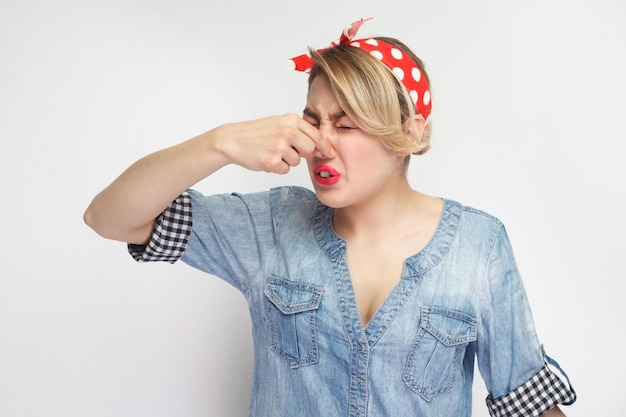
420, 306, 477, 346
265, 276, 324, 314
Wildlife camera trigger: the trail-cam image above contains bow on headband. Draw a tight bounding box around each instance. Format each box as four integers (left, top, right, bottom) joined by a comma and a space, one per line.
288, 18, 432, 124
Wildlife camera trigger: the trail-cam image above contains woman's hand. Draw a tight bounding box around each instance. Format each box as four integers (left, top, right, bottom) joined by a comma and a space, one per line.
212, 113, 334, 174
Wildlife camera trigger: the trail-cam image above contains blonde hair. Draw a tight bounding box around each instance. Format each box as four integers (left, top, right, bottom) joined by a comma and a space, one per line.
308, 37, 432, 156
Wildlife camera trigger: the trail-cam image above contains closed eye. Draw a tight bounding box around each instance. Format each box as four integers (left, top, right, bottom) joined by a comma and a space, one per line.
335, 115, 358, 130
303, 117, 319, 129
336, 122, 359, 131
302, 109, 358, 130
302, 110, 319, 129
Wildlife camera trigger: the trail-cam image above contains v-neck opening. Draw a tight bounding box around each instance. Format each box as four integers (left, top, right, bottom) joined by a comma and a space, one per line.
314, 198, 463, 345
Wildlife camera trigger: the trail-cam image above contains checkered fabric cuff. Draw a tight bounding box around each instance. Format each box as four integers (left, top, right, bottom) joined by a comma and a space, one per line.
486, 361, 576, 417
128, 191, 192, 263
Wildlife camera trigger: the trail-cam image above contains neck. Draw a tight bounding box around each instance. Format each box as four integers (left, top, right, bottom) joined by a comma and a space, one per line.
332, 179, 422, 241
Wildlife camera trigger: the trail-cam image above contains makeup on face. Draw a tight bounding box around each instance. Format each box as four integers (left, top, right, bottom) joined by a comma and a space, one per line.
313, 163, 341, 185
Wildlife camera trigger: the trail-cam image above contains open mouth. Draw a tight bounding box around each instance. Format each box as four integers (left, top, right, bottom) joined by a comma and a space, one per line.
314, 164, 340, 185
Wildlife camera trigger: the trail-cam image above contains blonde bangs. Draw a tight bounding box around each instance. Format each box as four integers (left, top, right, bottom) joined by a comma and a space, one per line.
309, 45, 429, 155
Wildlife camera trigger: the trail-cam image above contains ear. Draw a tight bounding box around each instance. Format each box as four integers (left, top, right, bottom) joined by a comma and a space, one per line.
397, 113, 426, 156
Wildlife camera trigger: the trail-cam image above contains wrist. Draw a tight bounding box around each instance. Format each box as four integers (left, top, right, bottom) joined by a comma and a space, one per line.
192, 125, 232, 169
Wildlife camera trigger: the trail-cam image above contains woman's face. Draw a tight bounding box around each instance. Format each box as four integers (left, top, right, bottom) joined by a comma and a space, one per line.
303, 75, 407, 209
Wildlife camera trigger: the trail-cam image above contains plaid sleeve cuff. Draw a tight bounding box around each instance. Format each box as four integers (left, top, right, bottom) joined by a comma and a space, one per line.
486, 358, 576, 417
127, 191, 192, 263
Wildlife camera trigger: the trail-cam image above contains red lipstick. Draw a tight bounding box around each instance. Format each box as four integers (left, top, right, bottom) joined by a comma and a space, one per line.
313, 164, 341, 185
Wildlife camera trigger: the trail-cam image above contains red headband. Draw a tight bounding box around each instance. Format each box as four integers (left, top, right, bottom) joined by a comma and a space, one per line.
288, 18, 432, 125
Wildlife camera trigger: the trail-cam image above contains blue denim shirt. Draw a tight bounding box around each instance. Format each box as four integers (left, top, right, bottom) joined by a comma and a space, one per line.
131, 186, 576, 417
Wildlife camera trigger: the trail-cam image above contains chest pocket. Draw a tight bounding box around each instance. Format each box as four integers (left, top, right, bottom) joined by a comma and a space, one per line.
264, 276, 324, 369
403, 306, 477, 402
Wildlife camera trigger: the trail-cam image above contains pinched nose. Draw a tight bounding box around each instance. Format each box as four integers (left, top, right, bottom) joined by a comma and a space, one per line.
318, 122, 337, 140
315, 125, 336, 158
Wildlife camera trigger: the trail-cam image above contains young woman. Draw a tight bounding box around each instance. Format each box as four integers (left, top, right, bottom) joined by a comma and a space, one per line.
85, 18, 576, 417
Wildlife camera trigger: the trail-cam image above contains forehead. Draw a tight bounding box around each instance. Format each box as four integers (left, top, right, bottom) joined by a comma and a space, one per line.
305, 76, 343, 114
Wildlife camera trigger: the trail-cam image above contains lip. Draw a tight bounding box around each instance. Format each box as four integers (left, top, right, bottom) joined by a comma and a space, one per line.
313, 164, 341, 185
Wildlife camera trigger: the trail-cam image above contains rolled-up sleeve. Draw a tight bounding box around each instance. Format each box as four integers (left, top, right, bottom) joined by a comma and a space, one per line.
127, 191, 192, 263
477, 223, 576, 416
486, 351, 576, 416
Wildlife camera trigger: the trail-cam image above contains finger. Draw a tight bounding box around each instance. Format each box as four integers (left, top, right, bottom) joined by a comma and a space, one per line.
290, 136, 316, 159
275, 161, 291, 175
281, 121, 317, 158
294, 148, 314, 160
297, 118, 335, 158
282, 146, 303, 167
263, 154, 291, 174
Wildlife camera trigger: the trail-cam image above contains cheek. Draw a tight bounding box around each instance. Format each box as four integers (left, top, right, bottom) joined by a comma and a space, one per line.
335, 139, 370, 163
338, 140, 393, 171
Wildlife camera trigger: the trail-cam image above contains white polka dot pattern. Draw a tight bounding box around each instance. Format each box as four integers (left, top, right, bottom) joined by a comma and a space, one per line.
288, 18, 432, 124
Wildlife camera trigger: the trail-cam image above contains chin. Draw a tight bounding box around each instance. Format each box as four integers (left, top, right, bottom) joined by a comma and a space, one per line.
311, 187, 348, 209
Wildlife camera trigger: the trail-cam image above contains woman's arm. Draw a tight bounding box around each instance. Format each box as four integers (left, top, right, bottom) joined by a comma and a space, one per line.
542, 406, 566, 416
84, 114, 332, 244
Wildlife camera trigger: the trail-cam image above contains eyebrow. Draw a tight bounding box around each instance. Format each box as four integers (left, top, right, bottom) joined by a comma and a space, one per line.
302, 108, 347, 121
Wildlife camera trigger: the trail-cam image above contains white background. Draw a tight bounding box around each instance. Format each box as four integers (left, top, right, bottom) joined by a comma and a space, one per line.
1, 0, 625, 415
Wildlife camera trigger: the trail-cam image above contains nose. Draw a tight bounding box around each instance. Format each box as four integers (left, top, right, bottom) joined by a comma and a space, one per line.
318, 122, 336, 142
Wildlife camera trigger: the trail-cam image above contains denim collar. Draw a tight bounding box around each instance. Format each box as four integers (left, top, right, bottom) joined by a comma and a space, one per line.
313, 198, 461, 276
